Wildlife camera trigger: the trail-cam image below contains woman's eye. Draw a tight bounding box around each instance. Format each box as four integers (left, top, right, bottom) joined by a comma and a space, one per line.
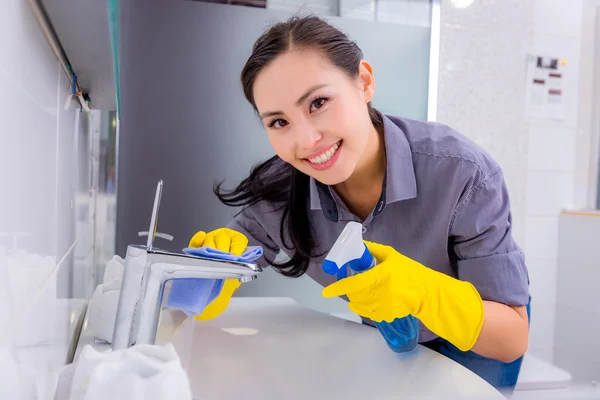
310, 98, 327, 112
269, 118, 288, 129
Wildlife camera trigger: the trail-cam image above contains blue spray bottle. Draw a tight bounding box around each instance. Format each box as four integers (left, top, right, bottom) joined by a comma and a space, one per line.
322, 221, 420, 353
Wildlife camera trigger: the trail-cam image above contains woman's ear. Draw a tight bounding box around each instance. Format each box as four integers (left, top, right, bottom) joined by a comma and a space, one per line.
358, 60, 375, 103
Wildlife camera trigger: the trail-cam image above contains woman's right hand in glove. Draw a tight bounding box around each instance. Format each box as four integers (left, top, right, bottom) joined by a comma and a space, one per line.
188, 228, 248, 320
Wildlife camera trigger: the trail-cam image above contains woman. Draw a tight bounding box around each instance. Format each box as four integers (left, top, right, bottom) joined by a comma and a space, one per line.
188, 15, 530, 391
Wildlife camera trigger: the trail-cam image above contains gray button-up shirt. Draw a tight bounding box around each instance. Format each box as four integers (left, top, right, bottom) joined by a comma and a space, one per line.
227, 114, 530, 343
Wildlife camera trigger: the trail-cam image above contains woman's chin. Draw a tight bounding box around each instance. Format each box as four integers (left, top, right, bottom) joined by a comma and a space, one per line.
304, 166, 353, 186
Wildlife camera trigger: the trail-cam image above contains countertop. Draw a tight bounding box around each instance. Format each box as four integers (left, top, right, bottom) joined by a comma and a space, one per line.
73, 296, 505, 399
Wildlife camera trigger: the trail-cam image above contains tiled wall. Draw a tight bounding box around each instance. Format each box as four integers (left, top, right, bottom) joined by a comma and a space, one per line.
0, 0, 96, 396
525, 0, 584, 363
437, 0, 593, 364
437, 0, 535, 254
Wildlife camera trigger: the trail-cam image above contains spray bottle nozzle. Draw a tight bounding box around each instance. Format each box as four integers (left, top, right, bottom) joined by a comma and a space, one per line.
322, 222, 374, 280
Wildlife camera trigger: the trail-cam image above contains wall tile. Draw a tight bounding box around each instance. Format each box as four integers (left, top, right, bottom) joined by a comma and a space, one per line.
526, 171, 575, 216
527, 259, 558, 306
524, 216, 559, 260
533, 0, 583, 37
438, 25, 531, 138
527, 300, 556, 362
441, 0, 534, 34
528, 125, 577, 172
525, 259, 557, 364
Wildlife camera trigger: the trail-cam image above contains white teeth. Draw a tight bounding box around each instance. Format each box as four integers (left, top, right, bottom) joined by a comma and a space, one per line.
308, 142, 340, 165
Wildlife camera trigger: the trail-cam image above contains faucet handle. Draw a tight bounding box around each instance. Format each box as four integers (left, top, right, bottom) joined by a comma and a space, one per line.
146, 180, 164, 250
138, 231, 174, 242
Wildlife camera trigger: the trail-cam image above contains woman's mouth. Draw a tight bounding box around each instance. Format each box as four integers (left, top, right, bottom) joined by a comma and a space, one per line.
304, 140, 342, 171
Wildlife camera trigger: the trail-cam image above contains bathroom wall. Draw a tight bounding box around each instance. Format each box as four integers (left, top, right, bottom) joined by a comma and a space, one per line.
436, 0, 599, 364
525, 0, 587, 364
0, 0, 96, 396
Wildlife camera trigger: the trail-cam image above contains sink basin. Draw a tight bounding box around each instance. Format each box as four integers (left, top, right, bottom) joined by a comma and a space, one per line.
167, 297, 505, 400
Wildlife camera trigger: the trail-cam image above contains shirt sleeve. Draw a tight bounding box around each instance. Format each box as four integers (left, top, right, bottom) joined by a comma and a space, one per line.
226, 204, 281, 269
449, 168, 530, 306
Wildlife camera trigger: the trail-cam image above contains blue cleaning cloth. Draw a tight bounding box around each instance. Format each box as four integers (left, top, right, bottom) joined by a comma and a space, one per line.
182, 245, 263, 262
165, 246, 263, 316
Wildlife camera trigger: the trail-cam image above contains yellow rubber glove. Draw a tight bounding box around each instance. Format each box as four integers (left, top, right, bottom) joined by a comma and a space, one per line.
188, 228, 247, 321
322, 241, 484, 352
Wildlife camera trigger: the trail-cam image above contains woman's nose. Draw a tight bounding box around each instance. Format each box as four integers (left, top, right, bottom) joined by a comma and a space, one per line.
296, 126, 322, 150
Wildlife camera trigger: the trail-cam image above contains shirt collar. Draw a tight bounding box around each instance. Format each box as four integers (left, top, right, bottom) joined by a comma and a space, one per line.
309, 114, 417, 217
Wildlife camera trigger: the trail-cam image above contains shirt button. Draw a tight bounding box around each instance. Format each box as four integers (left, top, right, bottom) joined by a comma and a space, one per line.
362, 226, 367, 234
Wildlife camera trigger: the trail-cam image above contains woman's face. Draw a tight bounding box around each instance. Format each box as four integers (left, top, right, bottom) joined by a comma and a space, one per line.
252, 48, 376, 186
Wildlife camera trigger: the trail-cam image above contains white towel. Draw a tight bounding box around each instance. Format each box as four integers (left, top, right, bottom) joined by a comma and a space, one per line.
102, 255, 125, 283
58, 343, 192, 400
87, 278, 122, 343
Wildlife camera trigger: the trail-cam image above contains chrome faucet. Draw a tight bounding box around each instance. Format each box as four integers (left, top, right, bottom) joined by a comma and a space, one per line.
111, 180, 262, 350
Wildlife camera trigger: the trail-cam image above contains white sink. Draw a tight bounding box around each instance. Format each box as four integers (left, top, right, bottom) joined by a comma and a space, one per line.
165, 297, 506, 400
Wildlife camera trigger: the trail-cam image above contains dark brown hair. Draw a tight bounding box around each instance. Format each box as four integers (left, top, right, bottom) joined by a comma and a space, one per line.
214, 15, 383, 277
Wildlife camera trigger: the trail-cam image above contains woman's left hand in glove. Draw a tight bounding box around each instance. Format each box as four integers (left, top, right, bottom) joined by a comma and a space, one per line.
322, 240, 485, 352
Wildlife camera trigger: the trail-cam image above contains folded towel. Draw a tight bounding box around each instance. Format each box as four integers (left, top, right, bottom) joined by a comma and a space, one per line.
165, 246, 263, 316
87, 278, 122, 343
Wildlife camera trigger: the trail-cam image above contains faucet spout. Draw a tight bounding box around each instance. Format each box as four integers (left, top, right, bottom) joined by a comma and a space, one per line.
111, 180, 261, 350
239, 275, 257, 283
111, 244, 261, 350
